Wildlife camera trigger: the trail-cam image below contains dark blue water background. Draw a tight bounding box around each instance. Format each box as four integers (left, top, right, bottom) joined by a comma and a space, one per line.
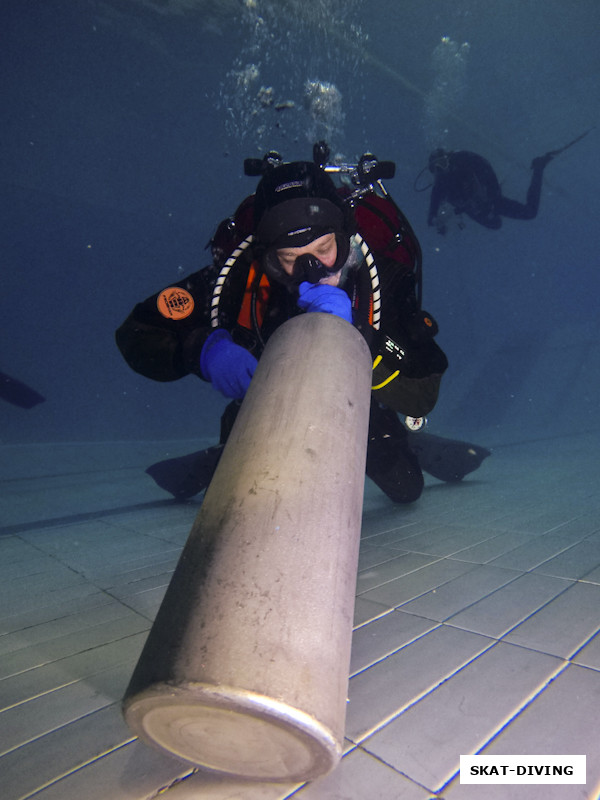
2, 0, 598, 445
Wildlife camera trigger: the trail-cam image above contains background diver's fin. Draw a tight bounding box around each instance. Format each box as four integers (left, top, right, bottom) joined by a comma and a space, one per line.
547, 126, 595, 158
0, 370, 46, 408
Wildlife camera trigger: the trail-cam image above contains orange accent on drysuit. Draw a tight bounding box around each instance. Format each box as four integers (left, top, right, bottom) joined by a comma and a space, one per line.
237, 262, 375, 331
237, 262, 270, 330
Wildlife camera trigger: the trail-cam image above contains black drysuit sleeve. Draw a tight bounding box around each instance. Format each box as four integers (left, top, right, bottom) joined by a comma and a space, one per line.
115, 265, 219, 382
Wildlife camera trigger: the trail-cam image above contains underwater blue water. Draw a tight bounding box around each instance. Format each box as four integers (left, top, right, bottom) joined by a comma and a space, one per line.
2, 0, 599, 446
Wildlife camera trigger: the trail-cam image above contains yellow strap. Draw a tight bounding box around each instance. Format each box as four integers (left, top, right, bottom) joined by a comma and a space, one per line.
372, 370, 400, 390
372, 355, 400, 389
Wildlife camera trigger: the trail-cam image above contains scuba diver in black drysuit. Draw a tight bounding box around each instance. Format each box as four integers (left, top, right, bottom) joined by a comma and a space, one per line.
116, 143, 491, 502
426, 129, 593, 233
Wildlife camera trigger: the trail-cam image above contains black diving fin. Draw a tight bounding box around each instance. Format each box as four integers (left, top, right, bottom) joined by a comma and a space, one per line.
146, 444, 224, 500
0, 370, 45, 408
146, 431, 491, 499
547, 126, 595, 158
408, 432, 491, 483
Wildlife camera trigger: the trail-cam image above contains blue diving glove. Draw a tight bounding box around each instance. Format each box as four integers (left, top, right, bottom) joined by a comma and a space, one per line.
200, 329, 257, 400
297, 281, 353, 323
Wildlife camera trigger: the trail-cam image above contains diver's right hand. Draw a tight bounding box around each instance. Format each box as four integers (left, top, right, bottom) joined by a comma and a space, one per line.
297, 281, 353, 323
200, 329, 257, 400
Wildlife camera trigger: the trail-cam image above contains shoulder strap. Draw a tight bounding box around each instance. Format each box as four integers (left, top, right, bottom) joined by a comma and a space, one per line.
210, 235, 255, 328
351, 233, 381, 330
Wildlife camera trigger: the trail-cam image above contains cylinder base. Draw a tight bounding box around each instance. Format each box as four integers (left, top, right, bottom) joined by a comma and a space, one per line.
124, 682, 342, 782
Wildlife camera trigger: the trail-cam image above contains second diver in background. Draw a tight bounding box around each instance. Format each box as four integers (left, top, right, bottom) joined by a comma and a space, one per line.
427, 128, 593, 233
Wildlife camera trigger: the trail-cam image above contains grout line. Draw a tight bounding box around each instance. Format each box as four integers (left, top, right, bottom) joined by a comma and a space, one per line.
441, 577, 578, 648
567, 623, 600, 663
352, 605, 396, 632
434, 660, 570, 795
0, 464, 152, 485
349, 621, 444, 678
355, 555, 460, 596
0, 499, 182, 537
349, 635, 500, 746
17, 737, 142, 800
146, 768, 199, 800
352, 742, 439, 797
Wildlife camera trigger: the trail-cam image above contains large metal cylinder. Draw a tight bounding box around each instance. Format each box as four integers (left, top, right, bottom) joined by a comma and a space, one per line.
122, 312, 373, 782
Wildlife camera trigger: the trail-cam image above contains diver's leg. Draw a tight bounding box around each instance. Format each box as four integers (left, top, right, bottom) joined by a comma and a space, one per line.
496, 155, 551, 220
365, 401, 424, 503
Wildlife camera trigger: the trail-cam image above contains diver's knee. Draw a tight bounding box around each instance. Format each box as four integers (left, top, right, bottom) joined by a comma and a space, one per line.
367, 465, 424, 504
388, 472, 424, 504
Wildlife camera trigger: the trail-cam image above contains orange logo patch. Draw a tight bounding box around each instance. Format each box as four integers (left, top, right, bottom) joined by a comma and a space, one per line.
157, 287, 194, 319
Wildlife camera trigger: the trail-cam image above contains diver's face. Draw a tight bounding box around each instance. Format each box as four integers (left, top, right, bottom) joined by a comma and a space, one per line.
276, 232, 338, 276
